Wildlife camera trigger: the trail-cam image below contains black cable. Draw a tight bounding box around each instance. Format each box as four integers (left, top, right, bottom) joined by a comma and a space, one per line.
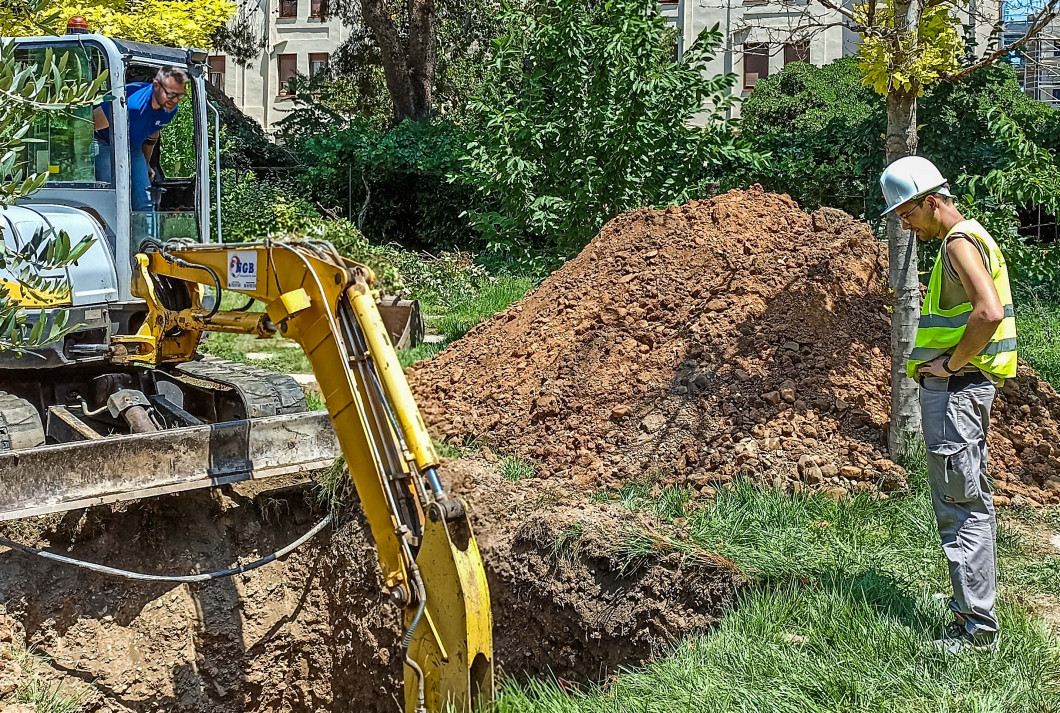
0, 512, 333, 583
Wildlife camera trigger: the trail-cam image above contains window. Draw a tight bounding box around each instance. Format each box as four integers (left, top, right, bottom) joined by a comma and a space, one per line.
310, 0, 328, 19
309, 52, 329, 77
207, 55, 226, 89
17, 44, 110, 185
279, 0, 297, 19
743, 43, 769, 91
784, 41, 809, 65
278, 54, 298, 96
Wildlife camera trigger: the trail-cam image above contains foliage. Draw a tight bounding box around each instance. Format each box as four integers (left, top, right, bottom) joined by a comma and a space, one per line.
735, 57, 884, 217
329, 0, 510, 123
958, 110, 1060, 289
739, 59, 1060, 219
460, 0, 764, 259
856, 1, 963, 96
1, 0, 235, 49
0, 40, 101, 351
276, 112, 479, 250
219, 170, 320, 243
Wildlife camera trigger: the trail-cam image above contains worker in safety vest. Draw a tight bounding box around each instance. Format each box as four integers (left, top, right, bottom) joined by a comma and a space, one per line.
880, 156, 1017, 655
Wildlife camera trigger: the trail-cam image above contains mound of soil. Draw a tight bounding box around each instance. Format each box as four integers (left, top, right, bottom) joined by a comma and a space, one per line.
410, 186, 1060, 506
0, 465, 736, 712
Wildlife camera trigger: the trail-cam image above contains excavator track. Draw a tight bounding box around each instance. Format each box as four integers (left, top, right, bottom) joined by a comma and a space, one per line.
0, 391, 46, 451
173, 357, 308, 418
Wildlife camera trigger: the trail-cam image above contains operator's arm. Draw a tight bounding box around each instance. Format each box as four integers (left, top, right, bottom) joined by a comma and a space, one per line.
93, 106, 109, 131
143, 132, 159, 181
946, 236, 1005, 370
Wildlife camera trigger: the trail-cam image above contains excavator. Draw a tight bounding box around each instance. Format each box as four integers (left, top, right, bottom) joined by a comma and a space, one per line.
0, 25, 492, 712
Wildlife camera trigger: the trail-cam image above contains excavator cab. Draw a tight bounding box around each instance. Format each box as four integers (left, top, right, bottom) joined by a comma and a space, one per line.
0, 26, 491, 713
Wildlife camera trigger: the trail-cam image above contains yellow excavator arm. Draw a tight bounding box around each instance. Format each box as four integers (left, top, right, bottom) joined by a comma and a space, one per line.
114, 238, 492, 713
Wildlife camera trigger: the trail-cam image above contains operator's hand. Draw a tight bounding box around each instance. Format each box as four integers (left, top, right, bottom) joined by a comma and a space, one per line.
148, 166, 156, 182
917, 356, 951, 379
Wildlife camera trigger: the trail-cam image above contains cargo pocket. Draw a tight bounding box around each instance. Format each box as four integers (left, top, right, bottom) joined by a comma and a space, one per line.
926, 441, 980, 504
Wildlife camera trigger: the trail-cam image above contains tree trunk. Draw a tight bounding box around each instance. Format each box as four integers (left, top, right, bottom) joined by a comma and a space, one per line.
358, 0, 435, 122
885, 87, 922, 459
406, 0, 436, 120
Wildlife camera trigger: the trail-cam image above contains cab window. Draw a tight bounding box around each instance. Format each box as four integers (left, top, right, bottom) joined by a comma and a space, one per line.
16, 44, 111, 186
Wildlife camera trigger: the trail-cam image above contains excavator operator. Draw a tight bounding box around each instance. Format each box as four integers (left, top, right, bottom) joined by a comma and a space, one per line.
93, 66, 187, 211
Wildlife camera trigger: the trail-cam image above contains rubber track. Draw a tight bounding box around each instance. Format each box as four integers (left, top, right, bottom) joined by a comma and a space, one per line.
0, 391, 45, 451
175, 357, 307, 418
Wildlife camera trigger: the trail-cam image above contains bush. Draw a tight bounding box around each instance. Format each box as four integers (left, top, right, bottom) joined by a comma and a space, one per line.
738, 59, 1060, 220
219, 170, 319, 243
459, 0, 763, 258
275, 112, 481, 251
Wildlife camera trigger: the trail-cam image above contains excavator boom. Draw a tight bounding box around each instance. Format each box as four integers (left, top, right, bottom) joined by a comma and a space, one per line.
120, 238, 492, 712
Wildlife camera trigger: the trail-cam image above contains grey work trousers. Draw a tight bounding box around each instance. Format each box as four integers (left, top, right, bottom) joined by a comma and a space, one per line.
919, 375, 999, 634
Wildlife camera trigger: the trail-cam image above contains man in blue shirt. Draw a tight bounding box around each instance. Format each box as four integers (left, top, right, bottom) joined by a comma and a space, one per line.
93, 66, 187, 211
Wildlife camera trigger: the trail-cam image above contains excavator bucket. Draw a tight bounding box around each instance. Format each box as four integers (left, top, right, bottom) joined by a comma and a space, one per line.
377, 297, 425, 350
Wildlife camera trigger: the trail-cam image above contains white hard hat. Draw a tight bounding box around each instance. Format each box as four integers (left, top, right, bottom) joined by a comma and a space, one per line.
879, 156, 951, 216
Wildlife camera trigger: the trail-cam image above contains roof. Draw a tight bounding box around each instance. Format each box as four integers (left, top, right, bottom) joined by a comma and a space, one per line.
111, 39, 191, 65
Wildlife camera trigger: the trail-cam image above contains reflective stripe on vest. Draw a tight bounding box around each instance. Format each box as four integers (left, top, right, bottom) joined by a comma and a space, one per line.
906, 220, 1018, 380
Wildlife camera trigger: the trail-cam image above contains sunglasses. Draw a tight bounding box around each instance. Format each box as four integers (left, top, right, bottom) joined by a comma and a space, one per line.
897, 196, 927, 222
155, 80, 185, 100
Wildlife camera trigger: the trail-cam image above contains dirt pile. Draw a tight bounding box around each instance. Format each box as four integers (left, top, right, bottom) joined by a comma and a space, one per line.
410, 186, 1060, 506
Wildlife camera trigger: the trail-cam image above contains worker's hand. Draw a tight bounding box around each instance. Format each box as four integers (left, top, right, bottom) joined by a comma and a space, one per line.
917, 356, 951, 379
148, 166, 156, 182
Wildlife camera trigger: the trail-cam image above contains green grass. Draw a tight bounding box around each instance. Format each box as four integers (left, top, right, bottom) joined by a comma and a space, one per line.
6, 646, 88, 712
495, 476, 1060, 712
495, 582, 1060, 713
1014, 292, 1060, 385
500, 456, 536, 482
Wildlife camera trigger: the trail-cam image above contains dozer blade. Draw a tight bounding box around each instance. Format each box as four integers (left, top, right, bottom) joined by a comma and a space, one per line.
0, 411, 340, 521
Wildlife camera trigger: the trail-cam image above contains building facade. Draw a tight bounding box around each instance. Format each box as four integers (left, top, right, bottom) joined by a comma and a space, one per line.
213, 0, 1006, 129
1005, 16, 1060, 108
208, 0, 351, 131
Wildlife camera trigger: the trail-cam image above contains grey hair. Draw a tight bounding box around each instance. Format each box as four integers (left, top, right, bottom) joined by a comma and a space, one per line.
156, 65, 190, 85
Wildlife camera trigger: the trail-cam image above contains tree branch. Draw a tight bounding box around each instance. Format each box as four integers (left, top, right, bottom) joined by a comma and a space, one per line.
946, 0, 1059, 81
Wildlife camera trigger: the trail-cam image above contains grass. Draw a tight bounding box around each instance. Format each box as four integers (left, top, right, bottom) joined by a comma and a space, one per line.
500, 456, 536, 482
1015, 291, 1060, 385
495, 581, 1060, 713
6, 645, 88, 713
494, 475, 1060, 712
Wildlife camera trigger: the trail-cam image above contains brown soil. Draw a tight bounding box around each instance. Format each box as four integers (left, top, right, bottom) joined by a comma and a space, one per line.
0, 463, 737, 712
2, 186, 1058, 712
409, 186, 1060, 506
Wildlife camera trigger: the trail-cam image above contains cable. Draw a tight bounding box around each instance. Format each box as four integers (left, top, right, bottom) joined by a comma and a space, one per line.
0, 512, 333, 583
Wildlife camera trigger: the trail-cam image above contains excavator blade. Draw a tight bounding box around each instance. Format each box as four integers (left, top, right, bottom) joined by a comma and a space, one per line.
0, 411, 340, 521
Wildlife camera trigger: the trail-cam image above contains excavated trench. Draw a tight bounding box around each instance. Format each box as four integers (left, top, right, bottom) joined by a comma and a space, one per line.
0, 460, 737, 712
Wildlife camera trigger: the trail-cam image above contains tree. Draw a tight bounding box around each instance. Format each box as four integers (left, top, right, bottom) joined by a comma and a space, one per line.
328, 0, 508, 123
0, 39, 101, 350
808, 0, 1060, 456
460, 0, 765, 262
1, 0, 235, 48
737, 57, 1058, 218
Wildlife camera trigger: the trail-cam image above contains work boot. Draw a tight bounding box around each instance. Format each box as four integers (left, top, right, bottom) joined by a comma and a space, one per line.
932, 619, 1000, 654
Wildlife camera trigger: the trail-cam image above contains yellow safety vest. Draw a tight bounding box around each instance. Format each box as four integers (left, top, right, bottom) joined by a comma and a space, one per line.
906, 220, 1018, 381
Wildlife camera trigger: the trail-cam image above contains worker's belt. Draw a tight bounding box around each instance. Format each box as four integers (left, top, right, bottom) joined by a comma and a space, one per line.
919, 370, 990, 391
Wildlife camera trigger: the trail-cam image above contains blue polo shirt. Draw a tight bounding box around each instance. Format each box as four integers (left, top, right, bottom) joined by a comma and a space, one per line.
95, 82, 178, 149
